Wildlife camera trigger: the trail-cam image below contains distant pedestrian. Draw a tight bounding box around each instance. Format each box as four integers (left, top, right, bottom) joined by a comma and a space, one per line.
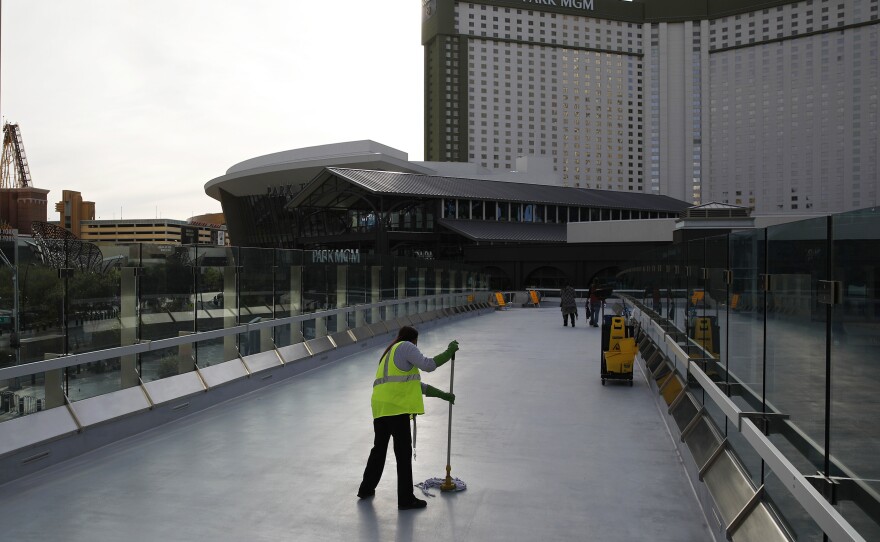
588, 279, 601, 327
560, 282, 578, 327
653, 287, 662, 313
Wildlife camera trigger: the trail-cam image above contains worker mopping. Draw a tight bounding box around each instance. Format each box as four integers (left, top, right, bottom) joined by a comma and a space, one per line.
416, 351, 467, 496
358, 326, 461, 510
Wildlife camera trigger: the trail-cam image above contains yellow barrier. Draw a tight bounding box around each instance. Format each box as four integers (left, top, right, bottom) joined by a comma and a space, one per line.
494, 291, 507, 307
528, 290, 540, 307
694, 316, 718, 358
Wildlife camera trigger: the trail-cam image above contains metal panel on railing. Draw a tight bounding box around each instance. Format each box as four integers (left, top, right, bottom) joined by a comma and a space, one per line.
0, 408, 79, 457
143, 372, 205, 405
243, 350, 284, 373
277, 343, 311, 364
72, 387, 151, 428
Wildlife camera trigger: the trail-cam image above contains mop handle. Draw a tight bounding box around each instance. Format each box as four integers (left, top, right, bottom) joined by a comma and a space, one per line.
445, 353, 455, 469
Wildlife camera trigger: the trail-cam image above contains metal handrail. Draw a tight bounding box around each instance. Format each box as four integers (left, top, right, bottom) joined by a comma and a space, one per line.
627, 295, 866, 542
0, 292, 480, 382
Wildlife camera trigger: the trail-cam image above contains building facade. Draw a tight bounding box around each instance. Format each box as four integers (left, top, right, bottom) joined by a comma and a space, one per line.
0, 187, 48, 235
54, 190, 95, 238
205, 142, 691, 288
423, 0, 879, 214
205, 141, 689, 257
78, 219, 227, 246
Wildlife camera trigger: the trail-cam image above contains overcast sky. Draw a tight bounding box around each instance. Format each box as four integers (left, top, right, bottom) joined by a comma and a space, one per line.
1, 0, 423, 220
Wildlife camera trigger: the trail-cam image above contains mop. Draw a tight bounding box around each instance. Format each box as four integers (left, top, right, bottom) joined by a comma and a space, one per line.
417, 353, 467, 497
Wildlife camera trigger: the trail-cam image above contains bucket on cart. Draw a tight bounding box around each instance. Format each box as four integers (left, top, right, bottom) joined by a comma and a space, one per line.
601, 312, 635, 386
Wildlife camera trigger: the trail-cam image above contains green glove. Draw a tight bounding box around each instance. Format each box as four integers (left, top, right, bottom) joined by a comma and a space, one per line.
425, 384, 455, 404
434, 340, 460, 366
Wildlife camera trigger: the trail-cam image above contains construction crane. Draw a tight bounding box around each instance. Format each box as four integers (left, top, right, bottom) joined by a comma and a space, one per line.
1, 122, 34, 189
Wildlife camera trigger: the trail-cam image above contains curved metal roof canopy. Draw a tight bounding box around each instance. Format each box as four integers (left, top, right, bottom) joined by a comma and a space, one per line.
288, 167, 692, 213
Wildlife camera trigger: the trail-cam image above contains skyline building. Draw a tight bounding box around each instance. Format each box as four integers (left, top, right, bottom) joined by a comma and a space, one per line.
422, 0, 879, 214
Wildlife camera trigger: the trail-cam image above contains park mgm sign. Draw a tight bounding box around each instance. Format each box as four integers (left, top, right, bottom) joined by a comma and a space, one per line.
309, 249, 434, 263
424, 0, 597, 22
311, 249, 362, 264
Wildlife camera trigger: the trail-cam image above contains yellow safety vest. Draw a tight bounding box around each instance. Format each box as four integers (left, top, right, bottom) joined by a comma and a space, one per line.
371, 342, 425, 419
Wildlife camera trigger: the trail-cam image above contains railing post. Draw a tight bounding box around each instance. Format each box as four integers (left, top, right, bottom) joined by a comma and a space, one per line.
44, 354, 65, 409
397, 266, 407, 316
336, 265, 348, 332
448, 270, 456, 308
434, 269, 443, 311
290, 265, 303, 343
371, 265, 381, 324
177, 331, 194, 374
120, 267, 139, 388
223, 266, 238, 361
418, 268, 427, 314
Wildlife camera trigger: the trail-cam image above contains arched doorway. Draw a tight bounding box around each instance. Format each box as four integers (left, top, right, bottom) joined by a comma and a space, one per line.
589, 266, 621, 289
524, 266, 568, 289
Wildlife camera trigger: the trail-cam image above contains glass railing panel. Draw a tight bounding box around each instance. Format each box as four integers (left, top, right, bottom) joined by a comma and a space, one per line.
689, 372, 725, 433
237, 248, 274, 355
728, 230, 766, 410
0, 237, 20, 370
345, 261, 368, 329
726, 427, 763, 487
765, 217, 828, 475
139, 245, 194, 343
634, 246, 659, 314
835, 499, 880, 542
195, 336, 228, 369
239, 247, 274, 327
192, 246, 238, 366
667, 243, 686, 330
17, 253, 65, 365
67, 356, 123, 402
704, 235, 728, 370
685, 238, 707, 357
139, 344, 192, 382
273, 249, 303, 347
0, 370, 49, 422
763, 470, 824, 541
831, 208, 880, 534
68, 266, 122, 356
302, 257, 336, 339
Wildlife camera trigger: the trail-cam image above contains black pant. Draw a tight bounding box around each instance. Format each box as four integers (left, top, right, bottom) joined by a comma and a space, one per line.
563, 312, 576, 326
589, 304, 599, 326
359, 413, 415, 505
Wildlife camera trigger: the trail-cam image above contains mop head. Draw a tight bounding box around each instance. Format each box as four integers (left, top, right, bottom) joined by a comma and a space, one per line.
416, 477, 467, 497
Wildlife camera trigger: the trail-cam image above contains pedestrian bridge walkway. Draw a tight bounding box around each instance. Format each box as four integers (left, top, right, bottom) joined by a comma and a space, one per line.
0, 305, 711, 542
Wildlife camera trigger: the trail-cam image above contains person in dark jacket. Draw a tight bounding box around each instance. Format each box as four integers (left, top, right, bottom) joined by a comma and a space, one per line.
560, 283, 578, 327
588, 280, 601, 327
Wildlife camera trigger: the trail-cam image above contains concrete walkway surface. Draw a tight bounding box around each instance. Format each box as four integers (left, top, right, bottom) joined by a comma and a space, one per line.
0, 307, 711, 542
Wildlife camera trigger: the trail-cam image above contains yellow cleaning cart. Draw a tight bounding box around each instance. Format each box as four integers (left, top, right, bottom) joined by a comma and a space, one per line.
601, 315, 636, 386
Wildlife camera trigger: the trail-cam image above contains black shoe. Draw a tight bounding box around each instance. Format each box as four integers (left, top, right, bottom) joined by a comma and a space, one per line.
398, 497, 427, 510
357, 489, 375, 499
563, 323, 567, 327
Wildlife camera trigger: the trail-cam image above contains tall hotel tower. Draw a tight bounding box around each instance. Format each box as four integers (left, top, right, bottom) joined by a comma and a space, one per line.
423, 0, 879, 214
